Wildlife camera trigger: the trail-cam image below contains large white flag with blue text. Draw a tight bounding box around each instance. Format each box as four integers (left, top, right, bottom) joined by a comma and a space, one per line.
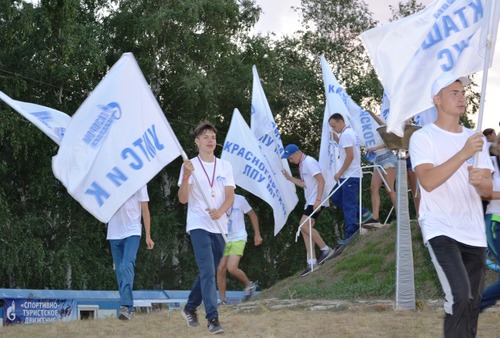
52, 53, 183, 223
0, 91, 70, 145
320, 55, 384, 149
380, 90, 437, 127
223, 109, 294, 236
250, 65, 298, 222
361, 0, 500, 136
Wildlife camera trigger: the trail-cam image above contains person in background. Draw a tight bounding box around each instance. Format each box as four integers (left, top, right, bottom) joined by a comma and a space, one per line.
481, 133, 500, 312
108, 185, 154, 320
217, 194, 262, 304
481, 130, 496, 212
328, 113, 373, 243
282, 144, 336, 277
365, 144, 397, 225
406, 152, 421, 218
483, 128, 496, 155
410, 74, 493, 337
178, 121, 235, 334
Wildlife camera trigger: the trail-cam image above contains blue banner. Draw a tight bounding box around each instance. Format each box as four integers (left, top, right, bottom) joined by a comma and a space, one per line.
3, 298, 76, 325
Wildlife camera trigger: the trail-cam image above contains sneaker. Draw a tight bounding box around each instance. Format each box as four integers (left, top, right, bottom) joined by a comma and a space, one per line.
337, 239, 346, 245
207, 317, 224, 334
218, 299, 228, 305
182, 307, 200, 328
300, 263, 318, 277
241, 281, 257, 302
118, 306, 134, 320
361, 210, 374, 224
486, 258, 500, 272
363, 218, 380, 225
317, 248, 336, 265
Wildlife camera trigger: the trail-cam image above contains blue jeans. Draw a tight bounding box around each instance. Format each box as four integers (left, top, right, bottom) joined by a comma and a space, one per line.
185, 229, 225, 320
109, 235, 141, 311
481, 214, 500, 311
331, 177, 368, 239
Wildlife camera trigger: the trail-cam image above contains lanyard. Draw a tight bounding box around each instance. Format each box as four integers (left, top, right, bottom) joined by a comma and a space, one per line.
197, 156, 217, 197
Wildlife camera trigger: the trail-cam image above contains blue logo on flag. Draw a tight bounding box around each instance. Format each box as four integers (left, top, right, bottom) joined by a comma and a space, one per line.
82, 102, 122, 149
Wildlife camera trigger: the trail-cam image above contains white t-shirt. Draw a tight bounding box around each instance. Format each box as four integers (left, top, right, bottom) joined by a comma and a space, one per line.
300, 155, 323, 208
409, 124, 494, 246
178, 156, 235, 234
486, 156, 500, 216
227, 194, 252, 242
107, 185, 149, 240
338, 126, 361, 178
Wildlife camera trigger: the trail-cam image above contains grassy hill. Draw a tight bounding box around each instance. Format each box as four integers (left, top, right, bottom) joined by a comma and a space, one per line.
258, 221, 497, 303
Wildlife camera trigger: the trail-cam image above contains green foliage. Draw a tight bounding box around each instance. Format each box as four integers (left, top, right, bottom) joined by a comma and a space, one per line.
389, 0, 425, 22
0, 0, 482, 294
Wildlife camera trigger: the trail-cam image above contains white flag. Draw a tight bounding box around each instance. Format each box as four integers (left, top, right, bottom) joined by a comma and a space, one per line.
381, 90, 437, 127
222, 109, 294, 236
0, 91, 70, 145
250, 65, 298, 221
360, 0, 500, 136
318, 104, 338, 201
380, 92, 390, 123
52, 53, 182, 222
320, 55, 384, 149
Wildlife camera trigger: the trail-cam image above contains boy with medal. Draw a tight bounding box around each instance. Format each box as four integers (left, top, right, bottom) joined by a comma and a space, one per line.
178, 121, 235, 334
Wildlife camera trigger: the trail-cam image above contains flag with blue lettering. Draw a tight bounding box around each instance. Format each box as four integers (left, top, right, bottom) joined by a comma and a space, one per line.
318, 104, 338, 201
0, 91, 70, 145
380, 92, 390, 123
222, 109, 294, 236
360, 0, 500, 136
250, 65, 298, 221
320, 55, 384, 149
380, 90, 437, 126
52, 53, 183, 223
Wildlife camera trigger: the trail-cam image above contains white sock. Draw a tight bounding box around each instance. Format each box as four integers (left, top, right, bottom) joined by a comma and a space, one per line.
321, 246, 330, 252
308, 259, 317, 265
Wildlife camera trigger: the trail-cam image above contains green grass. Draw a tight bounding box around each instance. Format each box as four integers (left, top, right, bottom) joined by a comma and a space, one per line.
261, 221, 444, 301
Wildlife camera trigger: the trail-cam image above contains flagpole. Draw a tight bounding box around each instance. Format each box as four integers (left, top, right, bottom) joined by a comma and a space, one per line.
474, 0, 497, 167
170, 127, 229, 243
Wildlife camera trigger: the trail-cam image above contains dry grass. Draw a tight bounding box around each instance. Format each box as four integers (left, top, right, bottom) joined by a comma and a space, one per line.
1, 303, 500, 337
3, 223, 499, 337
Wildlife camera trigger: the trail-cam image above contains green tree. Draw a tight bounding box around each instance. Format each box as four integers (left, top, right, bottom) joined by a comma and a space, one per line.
0, 0, 113, 289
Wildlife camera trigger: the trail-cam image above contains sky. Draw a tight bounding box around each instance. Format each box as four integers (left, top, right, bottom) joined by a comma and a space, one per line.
252, 0, 499, 133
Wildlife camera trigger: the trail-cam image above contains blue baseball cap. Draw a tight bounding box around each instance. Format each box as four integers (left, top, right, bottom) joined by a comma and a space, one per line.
282, 144, 300, 159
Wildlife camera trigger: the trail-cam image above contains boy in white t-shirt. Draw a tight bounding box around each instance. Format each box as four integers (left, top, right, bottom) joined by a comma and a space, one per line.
178, 121, 235, 334
217, 194, 262, 304
328, 113, 373, 242
107, 185, 154, 320
282, 144, 336, 277
410, 74, 493, 337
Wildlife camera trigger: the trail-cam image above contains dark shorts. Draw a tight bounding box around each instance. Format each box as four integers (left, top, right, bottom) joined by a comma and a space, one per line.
406, 156, 413, 171
303, 205, 325, 219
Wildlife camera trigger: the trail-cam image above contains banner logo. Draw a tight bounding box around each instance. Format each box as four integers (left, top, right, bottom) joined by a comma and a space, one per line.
82, 102, 122, 149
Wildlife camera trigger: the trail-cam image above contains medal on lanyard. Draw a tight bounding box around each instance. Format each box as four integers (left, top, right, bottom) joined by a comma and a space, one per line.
197, 156, 217, 197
